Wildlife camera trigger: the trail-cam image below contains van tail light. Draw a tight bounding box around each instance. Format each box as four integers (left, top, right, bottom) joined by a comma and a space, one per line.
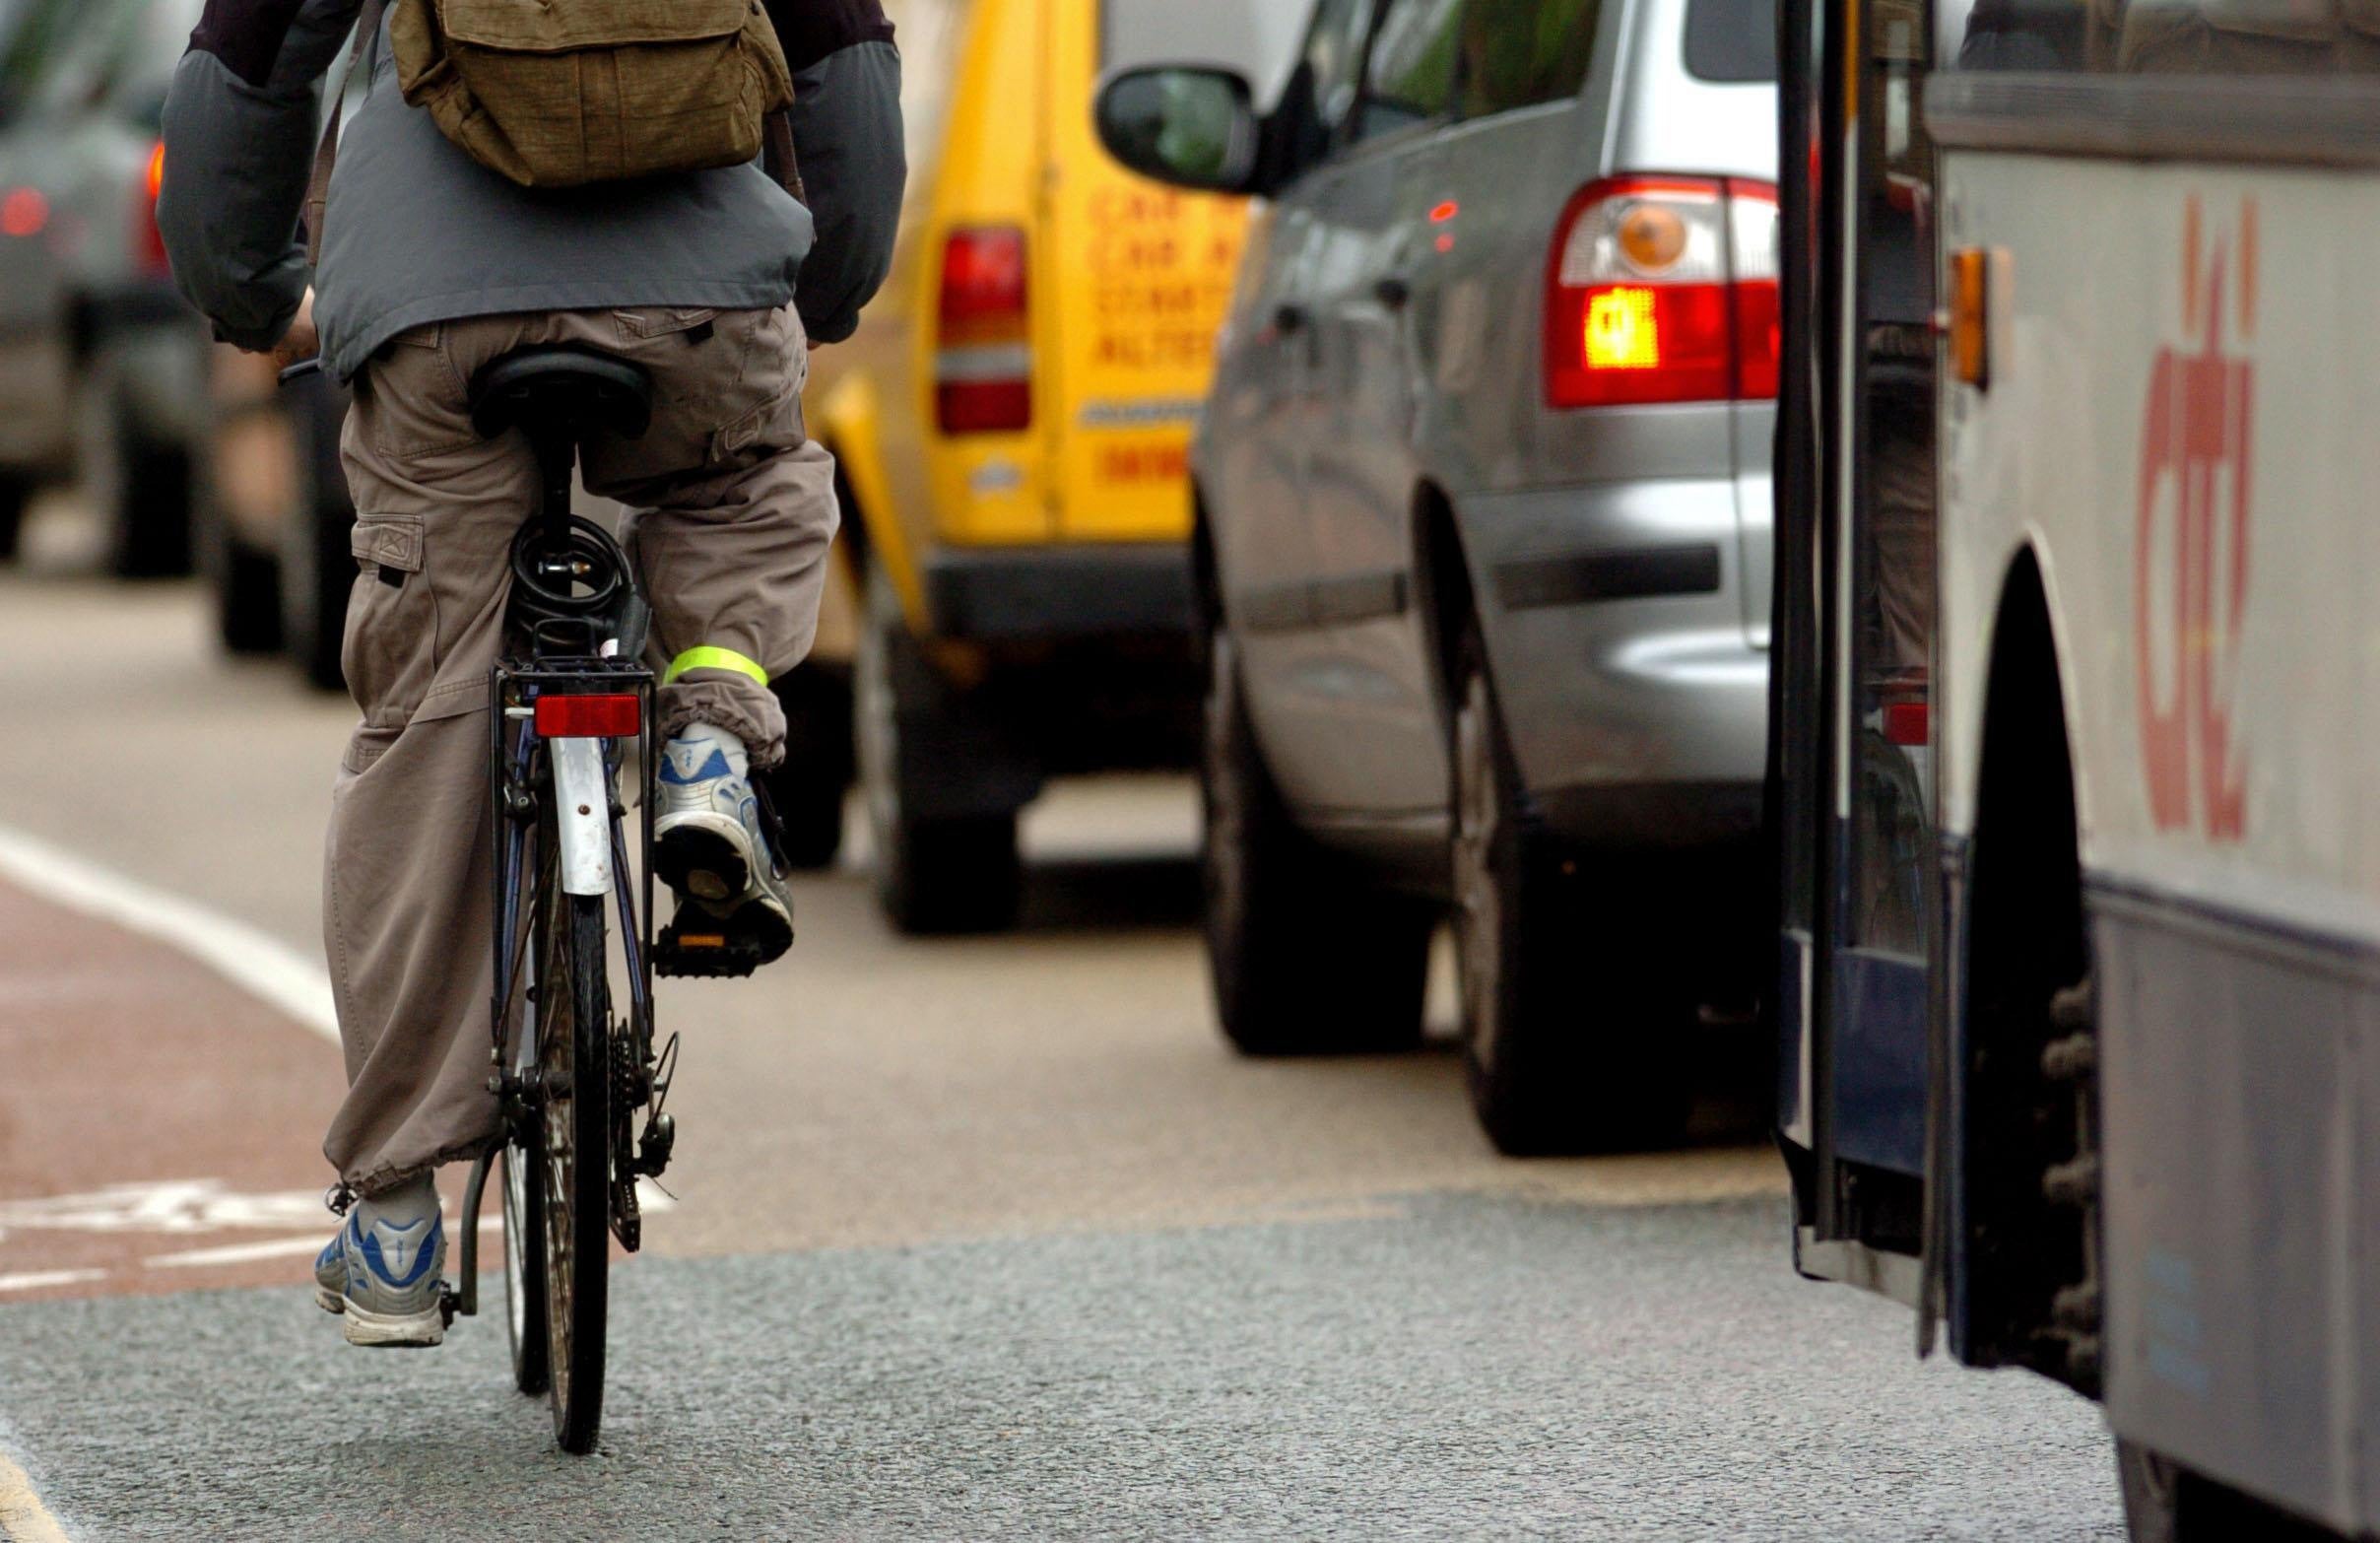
134, 140, 168, 275
534, 693, 641, 739
1544, 175, 1778, 409
936, 225, 1031, 434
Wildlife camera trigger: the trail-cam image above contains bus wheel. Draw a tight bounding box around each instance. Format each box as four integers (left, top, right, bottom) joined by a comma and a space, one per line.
2117, 1441, 2337, 1542
1199, 613, 1429, 1055
1451, 620, 1684, 1155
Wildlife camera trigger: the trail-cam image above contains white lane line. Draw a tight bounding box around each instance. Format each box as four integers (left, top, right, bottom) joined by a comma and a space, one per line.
0, 824, 337, 1044
0, 1442, 72, 1543
149, 1220, 502, 1271
0, 1272, 102, 1295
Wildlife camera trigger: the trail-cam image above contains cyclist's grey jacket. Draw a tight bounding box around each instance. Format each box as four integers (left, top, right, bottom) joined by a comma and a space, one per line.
157, 0, 903, 379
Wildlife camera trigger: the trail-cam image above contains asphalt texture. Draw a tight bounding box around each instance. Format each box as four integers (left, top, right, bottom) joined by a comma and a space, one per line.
0, 1196, 2123, 1541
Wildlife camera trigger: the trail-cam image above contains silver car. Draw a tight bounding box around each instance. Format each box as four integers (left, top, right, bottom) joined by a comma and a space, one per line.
1099, 0, 1776, 1153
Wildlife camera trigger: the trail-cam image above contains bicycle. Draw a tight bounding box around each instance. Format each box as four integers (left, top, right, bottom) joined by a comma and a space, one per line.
405, 346, 697, 1454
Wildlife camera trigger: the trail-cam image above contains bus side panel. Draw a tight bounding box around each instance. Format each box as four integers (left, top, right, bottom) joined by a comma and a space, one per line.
1938, 151, 2380, 1532
2095, 894, 2366, 1531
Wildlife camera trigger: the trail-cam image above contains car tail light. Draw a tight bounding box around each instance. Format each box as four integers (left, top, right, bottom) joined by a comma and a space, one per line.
534, 693, 641, 739
134, 140, 168, 275
936, 225, 1030, 434
1544, 175, 1778, 409
1, 187, 46, 238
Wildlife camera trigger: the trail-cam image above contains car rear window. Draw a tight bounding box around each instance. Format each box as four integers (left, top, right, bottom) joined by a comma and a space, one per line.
1684, 0, 1777, 82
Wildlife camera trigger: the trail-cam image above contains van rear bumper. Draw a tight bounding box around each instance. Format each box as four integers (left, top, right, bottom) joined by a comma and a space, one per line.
926, 544, 1193, 641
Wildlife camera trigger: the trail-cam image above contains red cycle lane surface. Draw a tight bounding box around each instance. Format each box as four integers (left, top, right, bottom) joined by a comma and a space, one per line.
0, 873, 355, 1302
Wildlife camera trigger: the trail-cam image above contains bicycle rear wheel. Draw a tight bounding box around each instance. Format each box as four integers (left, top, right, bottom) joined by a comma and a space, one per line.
500, 1144, 550, 1395
537, 875, 612, 1453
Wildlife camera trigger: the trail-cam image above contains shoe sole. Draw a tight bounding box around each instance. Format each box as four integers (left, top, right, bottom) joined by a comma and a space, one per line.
654, 814, 753, 903
341, 1299, 445, 1347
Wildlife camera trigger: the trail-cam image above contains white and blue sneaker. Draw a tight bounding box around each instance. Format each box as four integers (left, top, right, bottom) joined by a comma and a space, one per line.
312, 1183, 446, 1347
653, 723, 794, 973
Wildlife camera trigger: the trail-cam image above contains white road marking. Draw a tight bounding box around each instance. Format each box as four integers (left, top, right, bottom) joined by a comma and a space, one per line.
0, 1442, 72, 1543
0, 1271, 102, 1295
0, 1181, 324, 1241
0, 824, 338, 1044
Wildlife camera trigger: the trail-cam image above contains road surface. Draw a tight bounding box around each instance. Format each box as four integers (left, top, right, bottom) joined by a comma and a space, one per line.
0, 534, 2126, 1538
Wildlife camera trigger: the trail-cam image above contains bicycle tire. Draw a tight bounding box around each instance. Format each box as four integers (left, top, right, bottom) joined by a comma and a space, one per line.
500, 1144, 550, 1395
538, 879, 612, 1454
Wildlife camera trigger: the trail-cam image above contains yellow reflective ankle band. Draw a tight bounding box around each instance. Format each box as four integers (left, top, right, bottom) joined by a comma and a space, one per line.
661, 646, 769, 688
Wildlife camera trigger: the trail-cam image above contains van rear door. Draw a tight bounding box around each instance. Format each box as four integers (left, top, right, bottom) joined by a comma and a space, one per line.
1038, 0, 1247, 542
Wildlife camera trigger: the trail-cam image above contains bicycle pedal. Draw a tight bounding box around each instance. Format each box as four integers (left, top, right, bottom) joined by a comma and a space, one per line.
654, 912, 767, 978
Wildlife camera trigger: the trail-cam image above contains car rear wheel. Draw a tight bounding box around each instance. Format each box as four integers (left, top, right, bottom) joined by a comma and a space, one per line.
0, 477, 30, 563
82, 343, 194, 579
857, 566, 1022, 934
1199, 615, 1431, 1054
1450, 621, 1686, 1154
761, 661, 854, 871
281, 370, 355, 692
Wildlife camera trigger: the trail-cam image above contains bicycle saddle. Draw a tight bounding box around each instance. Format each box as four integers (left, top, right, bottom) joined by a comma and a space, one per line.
468, 346, 654, 442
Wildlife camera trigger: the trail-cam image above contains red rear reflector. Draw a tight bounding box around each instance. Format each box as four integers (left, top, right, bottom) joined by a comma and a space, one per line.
1883, 701, 1930, 747
936, 378, 1032, 435
534, 693, 641, 739
134, 141, 168, 274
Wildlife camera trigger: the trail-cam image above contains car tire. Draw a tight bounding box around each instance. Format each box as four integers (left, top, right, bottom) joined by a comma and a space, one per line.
280, 371, 355, 693
761, 661, 854, 871
2116, 1440, 2335, 1542
1450, 619, 1686, 1155
82, 344, 195, 579
200, 502, 283, 654
857, 565, 1022, 934
1199, 615, 1431, 1054
0, 477, 30, 563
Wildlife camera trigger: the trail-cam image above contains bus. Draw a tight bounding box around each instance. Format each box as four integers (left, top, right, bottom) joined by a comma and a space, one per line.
1770, 0, 2380, 1535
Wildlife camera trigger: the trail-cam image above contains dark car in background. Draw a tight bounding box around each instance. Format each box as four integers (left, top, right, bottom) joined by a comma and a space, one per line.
1102, 0, 1777, 1154
0, 0, 208, 575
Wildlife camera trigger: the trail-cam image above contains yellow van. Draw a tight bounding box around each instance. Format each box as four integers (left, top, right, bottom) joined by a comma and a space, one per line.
784, 0, 1246, 932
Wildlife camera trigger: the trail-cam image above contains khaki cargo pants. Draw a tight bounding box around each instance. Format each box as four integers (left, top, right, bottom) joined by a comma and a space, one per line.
322, 303, 836, 1195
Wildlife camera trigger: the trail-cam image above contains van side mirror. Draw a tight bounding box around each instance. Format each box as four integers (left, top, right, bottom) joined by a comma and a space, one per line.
1093, 66, 1261, 195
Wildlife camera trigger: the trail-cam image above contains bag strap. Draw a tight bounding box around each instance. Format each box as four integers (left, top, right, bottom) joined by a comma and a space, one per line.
303, 0, 387, 267
763, 107, 805, 204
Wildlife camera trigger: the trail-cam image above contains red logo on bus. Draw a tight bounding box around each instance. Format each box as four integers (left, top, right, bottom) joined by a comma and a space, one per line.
2136, 196, 2254, 841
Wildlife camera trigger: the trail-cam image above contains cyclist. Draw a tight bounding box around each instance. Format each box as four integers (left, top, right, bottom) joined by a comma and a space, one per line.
156, 0, 902, 1346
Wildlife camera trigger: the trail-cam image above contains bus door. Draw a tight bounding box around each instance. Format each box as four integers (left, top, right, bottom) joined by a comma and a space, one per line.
1772, 0, 1941, 1301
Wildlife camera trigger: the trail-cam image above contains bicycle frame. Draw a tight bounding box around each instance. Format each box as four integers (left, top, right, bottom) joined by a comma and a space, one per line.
443, 652, 656, 1321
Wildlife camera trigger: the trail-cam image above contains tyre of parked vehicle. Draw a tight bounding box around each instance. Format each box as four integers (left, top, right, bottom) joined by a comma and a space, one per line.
0, 477, 31, 564
279, 370, 355, 692
761, 662, 854, 871
1448, 618, 1687, 1154
1199, 615, 1433, 1055
856, 564, 1024, 934
82, 337, 194, 578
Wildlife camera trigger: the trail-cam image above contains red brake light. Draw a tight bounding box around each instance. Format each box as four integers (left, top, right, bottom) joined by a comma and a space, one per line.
134, 140, 168, 274
534, 693, 641, 739
936, 225, 1030, 434
2, 187, 47, 237
1545, 176, 1777, 409
1882, 700, 1930, 747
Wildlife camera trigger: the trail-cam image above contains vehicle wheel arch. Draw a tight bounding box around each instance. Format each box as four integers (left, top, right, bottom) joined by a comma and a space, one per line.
1953, 541, 2099, 1390
1408, 479, 1478, 750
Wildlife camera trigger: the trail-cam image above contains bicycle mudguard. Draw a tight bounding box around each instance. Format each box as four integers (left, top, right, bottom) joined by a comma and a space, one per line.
550, 737, 615, 897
